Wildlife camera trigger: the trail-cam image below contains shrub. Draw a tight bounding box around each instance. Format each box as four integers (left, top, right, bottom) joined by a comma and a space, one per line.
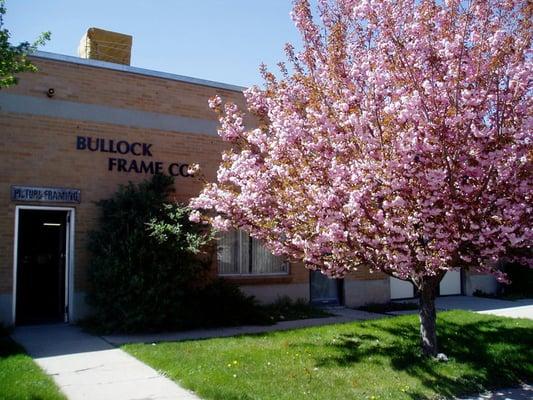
86, 174, 332, 333
86, 174, 213, 333
261, 296, 332, 321
182, 287, 332, 328
184, 278, 271, 328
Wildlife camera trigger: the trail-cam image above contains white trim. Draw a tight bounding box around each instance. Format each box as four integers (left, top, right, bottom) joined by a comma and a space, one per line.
32, 51, 247, 92
11, 210, 19, 325
12, 205, 76, 325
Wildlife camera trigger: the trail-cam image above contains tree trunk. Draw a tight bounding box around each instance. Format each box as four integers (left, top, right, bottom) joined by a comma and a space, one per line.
418, 277, 439, 357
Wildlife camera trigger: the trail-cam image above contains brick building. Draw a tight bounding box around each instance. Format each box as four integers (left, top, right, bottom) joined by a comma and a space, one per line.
0, 45, 497, 326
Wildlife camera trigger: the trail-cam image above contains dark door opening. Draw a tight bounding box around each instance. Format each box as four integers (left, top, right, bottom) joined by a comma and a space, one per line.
310, 270, 343, 306
16, 209, 68, 325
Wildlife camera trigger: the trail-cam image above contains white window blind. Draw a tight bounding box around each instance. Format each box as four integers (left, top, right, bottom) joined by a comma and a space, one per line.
217, 230, 288, 275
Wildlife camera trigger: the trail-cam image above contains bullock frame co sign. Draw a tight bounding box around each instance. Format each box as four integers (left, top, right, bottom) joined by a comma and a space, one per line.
75, 136, 193, 177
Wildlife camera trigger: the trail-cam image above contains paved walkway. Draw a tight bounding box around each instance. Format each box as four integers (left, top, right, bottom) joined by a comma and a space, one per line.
104, 307, 381, 345
12, 324, 200, 400
436, 296, 533, 319
391, 296, 533, 319
11, 309, 382, 399
11, 298, 532, 400
103, 296, 533, 347
455, 383, 532, 400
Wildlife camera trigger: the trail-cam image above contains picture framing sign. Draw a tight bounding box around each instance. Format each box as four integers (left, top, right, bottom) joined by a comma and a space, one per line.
11, 186, 81, 204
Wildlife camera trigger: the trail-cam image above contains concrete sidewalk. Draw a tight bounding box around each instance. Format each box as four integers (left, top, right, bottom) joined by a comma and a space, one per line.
10, 304, 532, 400
104, 296, 533, 346
11, 309, 382, 400
391, 296, 533, 319
12, 324, 200, 400
455, 383, 532, 400
104, 307, 382, 345
436, 296, 533, 319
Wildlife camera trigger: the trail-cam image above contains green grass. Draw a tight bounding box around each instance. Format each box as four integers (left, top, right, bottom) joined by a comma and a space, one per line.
124, 310, 533, 400
358, 301, 419, 314
0, 335, 66, 400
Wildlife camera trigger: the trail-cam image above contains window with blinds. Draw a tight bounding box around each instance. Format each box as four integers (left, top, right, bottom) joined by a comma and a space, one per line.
217, 230, 288, 275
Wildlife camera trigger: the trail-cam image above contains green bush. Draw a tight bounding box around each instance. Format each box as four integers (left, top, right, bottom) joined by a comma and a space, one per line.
184, 278, 270, 328
261, 296, 332, 321
86, 174, 331, 333
181, 285, 332, 328
86, 174, 213, 333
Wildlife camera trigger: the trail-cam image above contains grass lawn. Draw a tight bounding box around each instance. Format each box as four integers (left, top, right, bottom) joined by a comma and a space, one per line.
0, 335, 66, 400
358, 301, 419, 314
124, 310, 533, 400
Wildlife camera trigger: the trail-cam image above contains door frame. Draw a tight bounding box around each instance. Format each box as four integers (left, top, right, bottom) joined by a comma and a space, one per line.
12, 205, 76, 325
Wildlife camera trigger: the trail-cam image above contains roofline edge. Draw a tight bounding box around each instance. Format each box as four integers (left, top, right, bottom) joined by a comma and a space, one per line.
31, 50, 248, 93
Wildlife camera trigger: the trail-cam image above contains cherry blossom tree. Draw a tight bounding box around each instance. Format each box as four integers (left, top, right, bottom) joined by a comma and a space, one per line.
190, 0, 532, 357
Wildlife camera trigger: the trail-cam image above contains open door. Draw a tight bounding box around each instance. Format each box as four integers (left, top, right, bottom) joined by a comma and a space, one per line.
16, 209, 69, 325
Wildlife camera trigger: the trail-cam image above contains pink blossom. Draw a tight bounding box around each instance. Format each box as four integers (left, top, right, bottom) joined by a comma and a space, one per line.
190, 0, 532, 288
189, 210, 201, 223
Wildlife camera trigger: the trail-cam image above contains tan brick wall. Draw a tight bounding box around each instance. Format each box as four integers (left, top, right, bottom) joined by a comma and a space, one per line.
0, 112, 224, 293
8, 57, 247, 120
346, 267, 388, 281
286, 262, 387, 284
0, 55, 379, 300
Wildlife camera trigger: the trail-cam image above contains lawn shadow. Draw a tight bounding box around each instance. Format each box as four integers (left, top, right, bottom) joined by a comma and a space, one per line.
311, 312, 533, 399
0, 335, 27, 359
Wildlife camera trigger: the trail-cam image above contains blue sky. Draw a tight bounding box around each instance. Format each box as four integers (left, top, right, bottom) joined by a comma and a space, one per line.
4, 0, 306, 88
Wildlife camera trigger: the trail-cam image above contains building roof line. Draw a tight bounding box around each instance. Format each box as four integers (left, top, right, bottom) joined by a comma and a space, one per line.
31, 50, 247, 93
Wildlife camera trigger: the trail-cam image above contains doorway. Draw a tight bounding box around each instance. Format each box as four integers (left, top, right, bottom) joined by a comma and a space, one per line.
310, 270, 343, 306
439, 268, 462, 296
15, 208, 71, 325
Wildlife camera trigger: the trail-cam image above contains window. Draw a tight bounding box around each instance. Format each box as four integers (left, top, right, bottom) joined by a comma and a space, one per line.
218, 230, 288, 275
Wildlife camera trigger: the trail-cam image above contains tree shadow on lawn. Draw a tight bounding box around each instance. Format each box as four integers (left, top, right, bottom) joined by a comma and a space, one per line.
309, 312, 533, 399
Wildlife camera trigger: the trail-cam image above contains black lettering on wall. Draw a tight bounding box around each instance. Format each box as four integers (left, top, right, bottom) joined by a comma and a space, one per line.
117, 158, 127, 172
179, 164, 190, 177
168, 163, 180, 176
127, 159, 140, 173
76, 136, 87, 150
108, 158, 118, 171
143, 143, 153, 157
139, 160, 154, 174
117, 141, 130, 154
131, 143, 142, 156
87, 137, 99, 151
108, 140, 117, 153
80, 137, 193, 177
